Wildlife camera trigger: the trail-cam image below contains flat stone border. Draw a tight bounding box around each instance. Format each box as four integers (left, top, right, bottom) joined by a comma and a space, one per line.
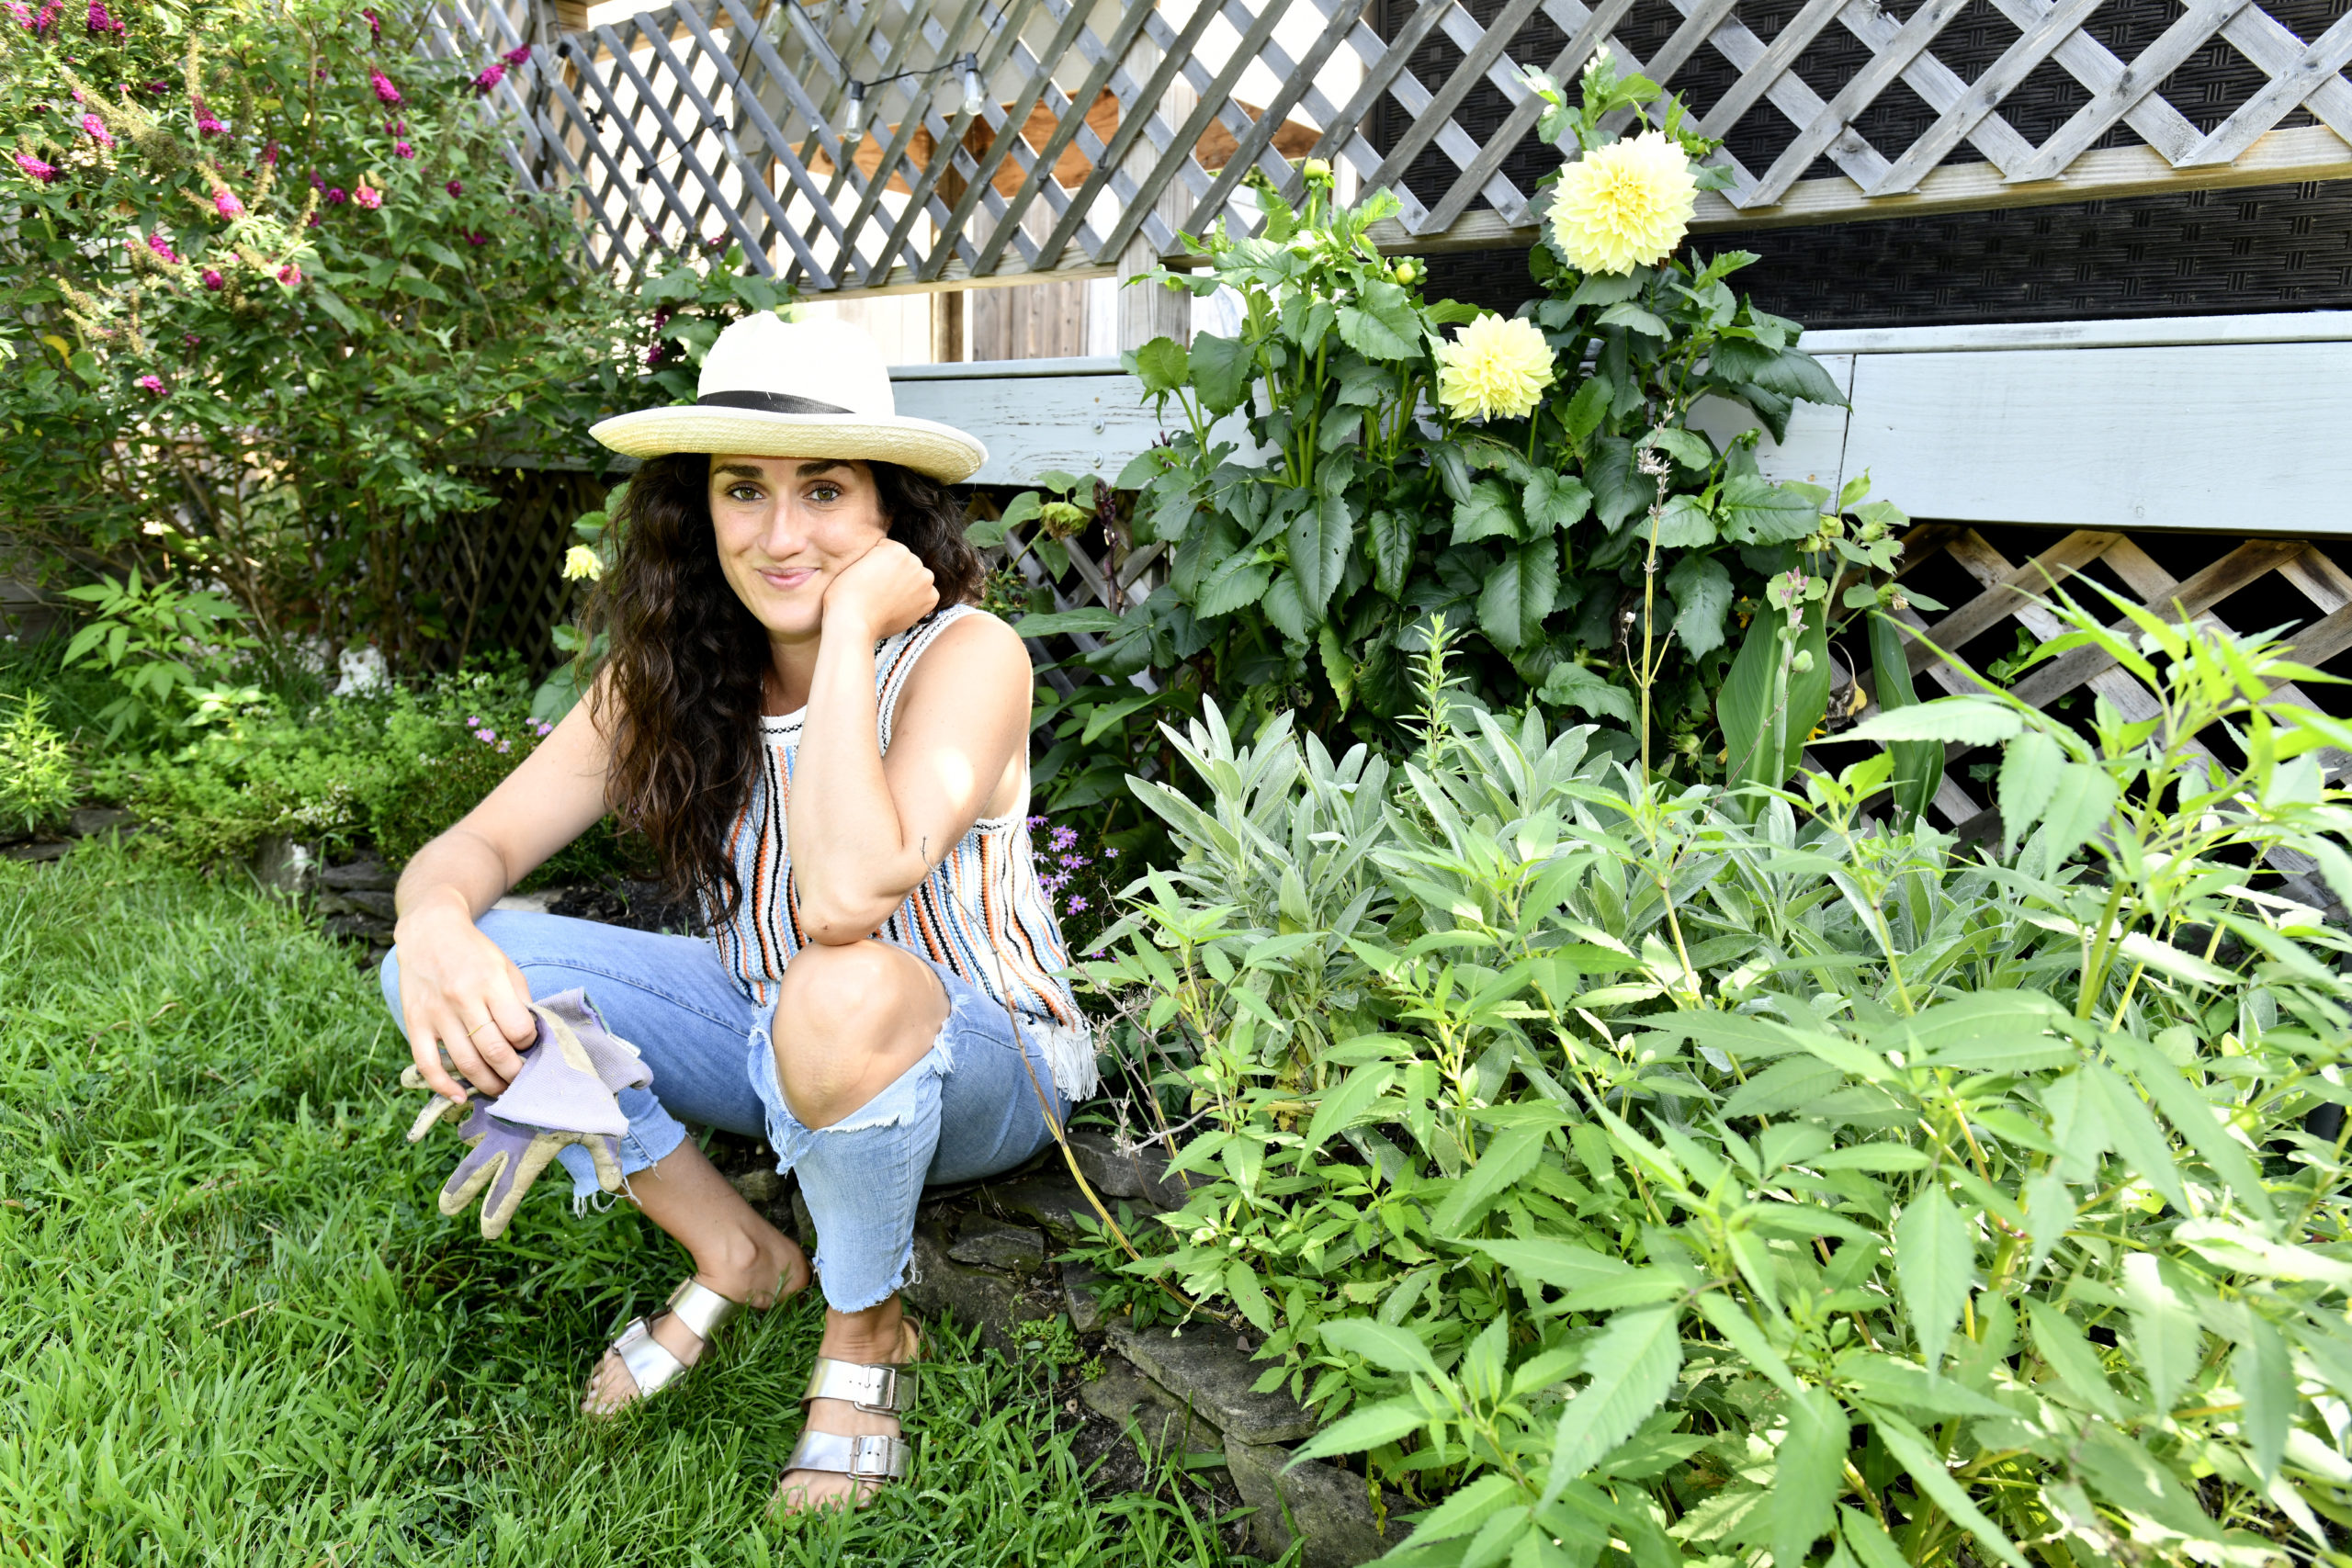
854, 1137, 1402, 1568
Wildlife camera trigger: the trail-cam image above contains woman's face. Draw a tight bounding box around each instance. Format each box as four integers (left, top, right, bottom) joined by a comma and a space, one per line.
707, 454, 889, 639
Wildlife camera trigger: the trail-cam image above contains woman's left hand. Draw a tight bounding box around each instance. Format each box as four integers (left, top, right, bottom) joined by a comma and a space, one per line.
823, 538, 938, 642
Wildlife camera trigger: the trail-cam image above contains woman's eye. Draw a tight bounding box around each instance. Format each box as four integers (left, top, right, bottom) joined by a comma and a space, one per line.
727, 485, 762, 502
809, 485, 841, 503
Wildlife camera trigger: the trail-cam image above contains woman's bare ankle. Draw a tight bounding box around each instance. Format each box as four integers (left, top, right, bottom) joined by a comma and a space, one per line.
693, 1221, 808, 1308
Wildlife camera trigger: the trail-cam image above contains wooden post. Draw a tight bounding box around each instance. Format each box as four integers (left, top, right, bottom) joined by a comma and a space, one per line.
932, 289, 966, 362
1114, 16, 1193, 354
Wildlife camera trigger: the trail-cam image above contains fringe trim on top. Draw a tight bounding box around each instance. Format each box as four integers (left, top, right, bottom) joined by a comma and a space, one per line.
1021, 1015, 1099, 1105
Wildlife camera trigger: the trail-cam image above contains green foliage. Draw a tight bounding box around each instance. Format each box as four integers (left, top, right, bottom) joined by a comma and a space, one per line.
0, 845, 1265, 1565
1097, 81, 1860, 782
58, 567, 258, 739
1075, 601, 2352, 1565
0, 0, 642, 660
0, 691, 75, 833
121, 662, 629, 886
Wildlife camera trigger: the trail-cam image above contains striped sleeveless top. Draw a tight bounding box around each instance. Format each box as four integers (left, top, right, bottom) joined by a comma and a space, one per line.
705, 604, 1095, 1102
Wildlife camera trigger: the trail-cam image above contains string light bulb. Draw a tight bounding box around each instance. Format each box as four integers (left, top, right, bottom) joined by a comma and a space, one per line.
841, 79, 866, 148
959, 53, 984, 118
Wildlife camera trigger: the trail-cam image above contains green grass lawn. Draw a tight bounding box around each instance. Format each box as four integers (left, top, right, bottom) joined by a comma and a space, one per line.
0, 845, 1263, 1567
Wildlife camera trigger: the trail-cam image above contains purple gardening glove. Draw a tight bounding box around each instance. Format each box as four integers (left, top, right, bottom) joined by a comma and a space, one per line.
402, 988, 655, 1238
436, 1104, 627, 1238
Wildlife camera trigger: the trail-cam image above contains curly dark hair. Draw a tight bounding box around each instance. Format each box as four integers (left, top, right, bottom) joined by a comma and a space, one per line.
582, 452, 982, 921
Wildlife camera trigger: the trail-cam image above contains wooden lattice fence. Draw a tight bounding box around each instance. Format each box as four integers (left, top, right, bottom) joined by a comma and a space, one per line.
424, 0, 2352, 296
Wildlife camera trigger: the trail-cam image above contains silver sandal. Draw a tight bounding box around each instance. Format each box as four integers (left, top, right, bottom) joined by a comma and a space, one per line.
584, 1279, 742, 1415
777, 1358, 917, 1489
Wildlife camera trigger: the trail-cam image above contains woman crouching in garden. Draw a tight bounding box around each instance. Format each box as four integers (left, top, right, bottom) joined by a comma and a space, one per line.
379, 314, 1091, 1511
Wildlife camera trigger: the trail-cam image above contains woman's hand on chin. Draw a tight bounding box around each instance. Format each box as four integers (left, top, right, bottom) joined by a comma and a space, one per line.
821, 538, 939, 643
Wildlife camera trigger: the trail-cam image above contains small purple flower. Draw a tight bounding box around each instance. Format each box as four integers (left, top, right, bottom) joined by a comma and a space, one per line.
143, 77, 169, 93
325, 186, 346, 205
471, 62, 504, 93
85, 0, 121, 34
1050, 826, 1078, 851
466, 715, 481, 726
1103, 847, 1118, 859
145, 231, 177, 262
261, 140, 277, 164
80, 111, 112, 147
5, 2, 34, 28
359, 6, 379, 38
370, 69, 401, 105
502, 44, 530, 66
193, 97, 228, 135
200, 267, 222, 289
354, 186, 380, 209
213, 187, 242, 216
32, 0, 57, 31
445, 177, 462, 197
306, 212, 321, 228
135, 373, 164, 393
463, 229, 487, 246
394, 140, 414, 159
309, 168, 323, 189
1066, 896, 1088, 913
17, 152, 58, 184
277, 262, 301, 285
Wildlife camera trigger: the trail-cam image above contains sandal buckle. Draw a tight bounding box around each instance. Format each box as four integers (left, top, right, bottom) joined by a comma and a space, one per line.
854, 1365, 899, 1416
845, 1435, 903, 1480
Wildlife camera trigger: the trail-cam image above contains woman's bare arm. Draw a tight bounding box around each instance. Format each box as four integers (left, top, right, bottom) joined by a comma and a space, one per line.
390, 680, 616, 1100
788, 549, 1031, 943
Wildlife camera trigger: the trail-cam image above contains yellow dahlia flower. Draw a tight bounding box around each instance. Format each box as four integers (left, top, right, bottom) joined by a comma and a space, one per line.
561, 545, 604, 581
1548, 130, 1698, 276
1435, 313, 1555, 423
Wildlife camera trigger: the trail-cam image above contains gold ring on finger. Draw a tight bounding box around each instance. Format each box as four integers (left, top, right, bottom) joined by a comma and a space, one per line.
467, 1020, 499, 1037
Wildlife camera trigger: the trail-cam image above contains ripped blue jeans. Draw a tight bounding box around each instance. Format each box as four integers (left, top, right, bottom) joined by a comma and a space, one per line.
379, 910, 1069, 1312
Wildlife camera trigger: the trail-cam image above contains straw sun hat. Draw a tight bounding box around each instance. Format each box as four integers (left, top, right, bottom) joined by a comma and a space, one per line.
591, 313, 988, 484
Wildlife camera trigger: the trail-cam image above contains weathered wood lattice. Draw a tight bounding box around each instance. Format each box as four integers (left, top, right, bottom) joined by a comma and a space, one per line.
424, 0, 2352, 296
1837, 526, 2352, 898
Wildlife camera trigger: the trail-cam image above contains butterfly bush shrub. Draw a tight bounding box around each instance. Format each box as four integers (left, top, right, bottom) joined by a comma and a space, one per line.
0, 0, 634, 666
1071, 601, 2352, 1566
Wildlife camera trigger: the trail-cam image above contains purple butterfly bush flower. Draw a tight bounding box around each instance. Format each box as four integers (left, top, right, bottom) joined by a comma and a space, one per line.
17, 152, 60, 183
145, 231, 177, 261
354, 186, 380, 209
445, 177, 462, 197
80, 111, 112, 147
213, 187, 242, 216
31, 0, 58, 32
394, 140, 414, 159
359, 6, 379, 38
6, 2, 34, 28
369, 68, 401, 105
135, 373, 164, 393
464, 230, 488, 246
201, 267, 223, 289
502, 44, 530, 66
306, 211, 321, 228
193, 97, 228, 135
472, 62, 504, 93
85, 0, 122, 33
325, 186, 346, 204
277, 262, 301, 285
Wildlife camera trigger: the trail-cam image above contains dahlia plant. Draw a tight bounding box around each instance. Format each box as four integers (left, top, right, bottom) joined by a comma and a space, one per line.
1098, 71, 1868, 791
